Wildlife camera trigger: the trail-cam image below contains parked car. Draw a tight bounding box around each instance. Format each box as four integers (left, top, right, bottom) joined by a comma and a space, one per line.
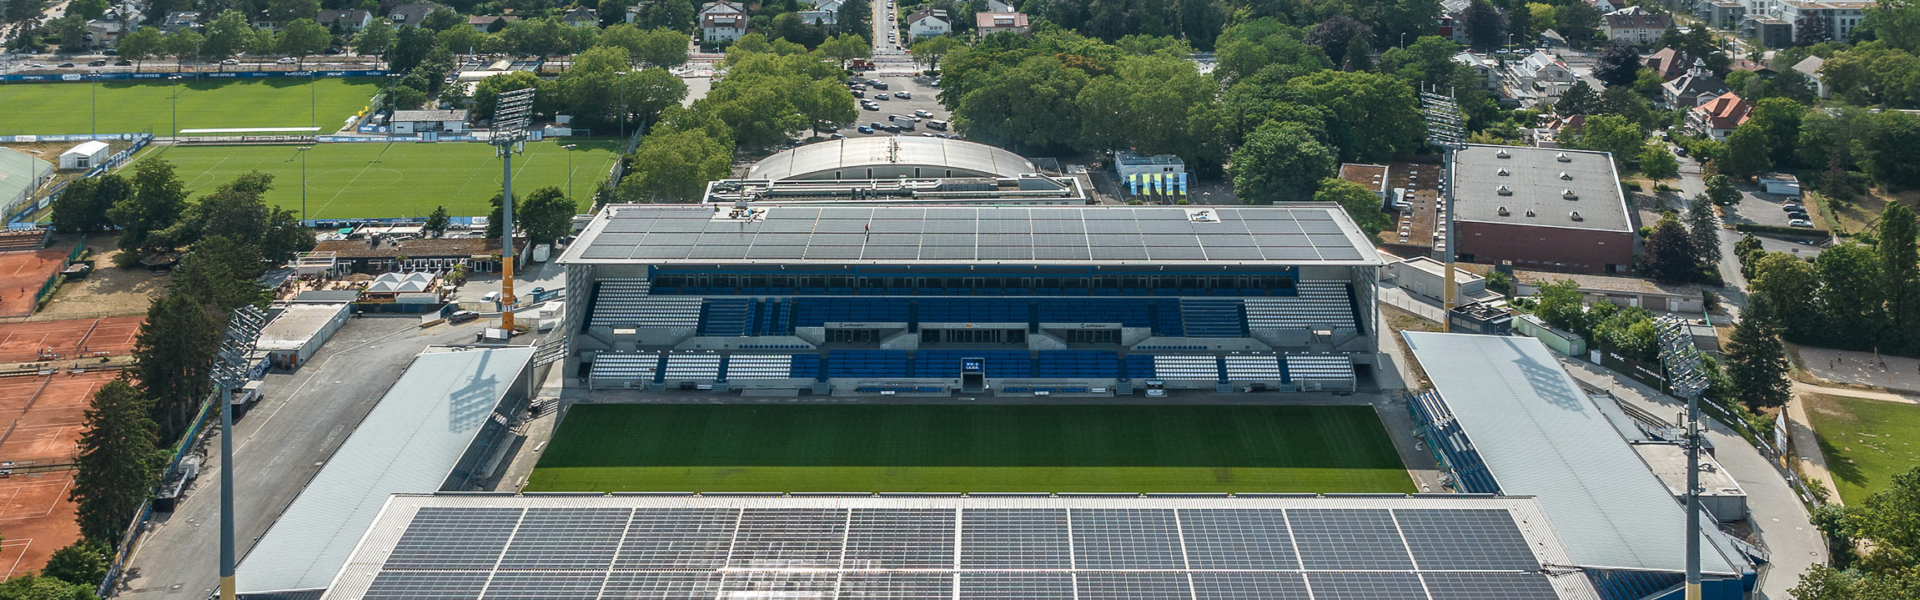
1782, 204, 1804, 213
221, 59, 239, 65
850, 83, 866, 90
914, 109, 932, 118
852, 90, 864, 98
114, 59, 131, 66
276, 57, 297, 64
828, 133, 845, 139
896, 91, 911, 99
57, 62, 74, 67
88, 59, 106, 66
874, 93, 889, 100
870, 81, 889, 90
857, 125, 874, 133
1788, 219, 1815, 228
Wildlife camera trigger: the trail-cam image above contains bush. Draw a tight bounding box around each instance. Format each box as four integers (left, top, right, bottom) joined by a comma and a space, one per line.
111, 251, 141, 269
1622, 180, 1643, 191
1734, 222, 1830, 237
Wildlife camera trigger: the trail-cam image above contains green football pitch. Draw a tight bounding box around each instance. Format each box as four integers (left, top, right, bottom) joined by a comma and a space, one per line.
127, 140, 623, 219
526, 404, 1416, 494
0, 78, 384, 136
1805, 393, 1920, 503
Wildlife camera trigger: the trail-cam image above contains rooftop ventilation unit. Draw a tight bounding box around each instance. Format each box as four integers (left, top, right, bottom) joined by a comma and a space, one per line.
1556, 152, 1570, 162
1497, 185, 1513, 196
1525, 209, 1536, 217
1559, 171, 1572, 180
1570, 211, 1583, 221
1498, 206, 1510, 216
1496, 149, 1511, 158
1562, 189, 1578, 200
1497, 168, 1510, 176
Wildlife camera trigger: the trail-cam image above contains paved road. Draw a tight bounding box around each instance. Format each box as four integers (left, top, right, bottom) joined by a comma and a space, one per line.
112, 316, 490, 600
1559, 358, 1827, 600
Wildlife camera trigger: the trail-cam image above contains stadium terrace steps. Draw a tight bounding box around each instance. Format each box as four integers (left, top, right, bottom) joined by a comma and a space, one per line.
1244, 282, 1357, 329
1178, 299, 1249, 337
586, 350, 1346, 387
697, 299, 753, 337
589, 352, 661, 386
590, 296, 701, 329
1286, 354, 1357, 381
663, 353, 722, 380
722, 354, 795, 380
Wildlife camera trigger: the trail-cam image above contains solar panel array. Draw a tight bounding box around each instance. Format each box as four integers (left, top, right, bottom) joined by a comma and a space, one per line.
350, 505, 1563, 599
574, 206, 1375, 265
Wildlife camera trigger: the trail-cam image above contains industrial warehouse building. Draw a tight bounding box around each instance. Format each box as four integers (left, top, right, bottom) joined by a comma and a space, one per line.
1403, 332, 1755, 600
708, 136, 1090, 206
559, 203, 1383, 395
1450, 145, 1635, 274
234, 346, 536, 599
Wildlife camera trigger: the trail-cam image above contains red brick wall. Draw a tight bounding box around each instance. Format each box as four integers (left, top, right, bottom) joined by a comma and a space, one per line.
1457, 221, 1634, 274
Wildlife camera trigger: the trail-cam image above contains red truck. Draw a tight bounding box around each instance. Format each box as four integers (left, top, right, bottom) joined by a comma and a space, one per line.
849, 59, 874, 70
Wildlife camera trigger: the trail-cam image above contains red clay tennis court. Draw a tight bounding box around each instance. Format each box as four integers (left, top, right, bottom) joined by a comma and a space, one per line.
0, 471, 79, 579
0, 316, 143, 365
0, 249, 72, 319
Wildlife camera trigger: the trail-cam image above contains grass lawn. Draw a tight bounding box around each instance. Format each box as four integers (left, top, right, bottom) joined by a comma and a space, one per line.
0, 78, 384, 136
126, 140, 623, 219
1805, 393, 1920, 503
527, 404, 1415, 494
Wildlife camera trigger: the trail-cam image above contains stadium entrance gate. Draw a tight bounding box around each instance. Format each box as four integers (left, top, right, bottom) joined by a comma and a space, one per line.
961, 357, 986, 393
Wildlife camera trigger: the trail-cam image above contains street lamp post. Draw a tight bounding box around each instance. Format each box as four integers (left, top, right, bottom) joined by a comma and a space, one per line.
296, 146, 312, 221
170, 75, 181, 138
615, 71, 629, 139
561, 144, 577, 202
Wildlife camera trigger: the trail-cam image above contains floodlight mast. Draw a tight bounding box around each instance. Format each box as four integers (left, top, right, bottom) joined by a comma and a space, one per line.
1656, 315, 1712, 600
1421, 87, 1466, 332
492, 88, 536, 332
215, 306, 268, 600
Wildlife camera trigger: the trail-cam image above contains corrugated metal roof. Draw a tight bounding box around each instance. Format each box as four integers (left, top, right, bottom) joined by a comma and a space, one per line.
1401, 332, 1743, 576
235, 346, 536, 594
746, 137, 1035, 181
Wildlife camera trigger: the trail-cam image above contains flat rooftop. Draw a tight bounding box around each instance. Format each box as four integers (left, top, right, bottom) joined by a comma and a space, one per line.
562, 204, 1385, 267
235, 346, 536, 596
256, 303, 347, 351
1450, 145, 1632, 233
1402, 332, 1743, 576
321, 493, 1600, 600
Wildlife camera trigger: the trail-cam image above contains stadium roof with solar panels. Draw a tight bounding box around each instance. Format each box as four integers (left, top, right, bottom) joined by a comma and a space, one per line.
560, 204, 1386, 267
319, 494, 1602, 600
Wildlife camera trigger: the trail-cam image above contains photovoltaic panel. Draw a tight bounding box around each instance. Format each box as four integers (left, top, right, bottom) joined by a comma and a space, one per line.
1306, 571, 1429, 600
1076, 572, 1192, 600
599, 572, 723, 600
960, 509, 1072, 569
1145, 246, 1207, 260
843, 508, 956, 569
1070, 509, 1184, 570
1179, 509, 1300, 570
1287, 509, 1415, 570
361, 571, 490, 600
1423, 572, 1561, 599
838, 572, 954, 599
1034, 246, 1091, 261
728, 508, 847, 568
1089, 246, 1151, 261
614, 508, 738, 570
717, 571, 839, 596
480, 571, 604, 599
959, 573, 1074, 599
497, 507, 630, 570
1395, 508, 1542, 571
743, 244, 807, 260
383, 507, 523, 571
1189, 572, 1313, 600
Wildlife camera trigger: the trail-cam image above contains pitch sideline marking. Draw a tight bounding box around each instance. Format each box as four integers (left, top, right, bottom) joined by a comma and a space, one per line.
307, 142, 396, 219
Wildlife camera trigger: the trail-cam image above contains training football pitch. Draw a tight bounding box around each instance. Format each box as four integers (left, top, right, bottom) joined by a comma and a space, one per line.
1805, 393, 1920, 504
0, 78, 384, 136
526, 404, 1416, 494
128, 140, 623, 219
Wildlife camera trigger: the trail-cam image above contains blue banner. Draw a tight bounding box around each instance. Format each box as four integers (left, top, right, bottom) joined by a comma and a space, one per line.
2, 70, 387, 83
0, 133, 147, 143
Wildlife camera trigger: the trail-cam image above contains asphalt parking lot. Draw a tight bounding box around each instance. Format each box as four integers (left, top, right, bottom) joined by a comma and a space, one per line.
1722, 186, 1808, 228
841, 75, 954, 138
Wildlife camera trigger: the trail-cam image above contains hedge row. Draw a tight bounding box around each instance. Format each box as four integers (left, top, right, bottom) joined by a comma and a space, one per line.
1734, 222, 1831, 238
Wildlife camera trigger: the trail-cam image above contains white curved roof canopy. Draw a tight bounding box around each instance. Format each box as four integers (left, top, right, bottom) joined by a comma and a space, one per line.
746, 136, 1036, 181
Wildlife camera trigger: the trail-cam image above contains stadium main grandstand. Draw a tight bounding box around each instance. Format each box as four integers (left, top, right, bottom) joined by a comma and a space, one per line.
559, 203, 1384, 395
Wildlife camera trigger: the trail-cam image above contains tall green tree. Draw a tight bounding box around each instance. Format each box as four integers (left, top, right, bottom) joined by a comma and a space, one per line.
161, 172, 314, 264
71, 378, 162, 544
107, 159, 189, 256
169, 235, 271, 313
1706, 173, 1742, 206
1232, 121, 1335, 203
616, 127, 733, 203
199, 10, 253, 60
1595, 41, 1641, 86
0, 574, 98, 600
1751, 251, 1823, 340
1643, 215, 1701, 284
1723, 300, 1793, 409
117, 27, 165, 70
1315, 177, 1390, 237
50, 175, 118, 234
1816, 243, 1887, 348
1686, 194, 1722, 265
277, 18, 330, 67
353, 19, 396, 56
1641, 144, 1679, 180
1563, 114, 1642, 160
424, 206, 451, 238
1281, 70, 1423, 162
517, 186, 577, 246
1880, 202, 1920, 351
1722, 122, 1772, 178
40, 541, 110, 587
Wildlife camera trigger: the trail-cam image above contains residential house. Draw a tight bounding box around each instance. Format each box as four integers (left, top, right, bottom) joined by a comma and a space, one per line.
468, 15, 518, 32
317, 9, 373, 31
814, 0, 846, 13
1662, 59, 1728, 108
1644, 47, 1691, 81
563, 6, 598, 27
1452, 51, 1501, 89
1438, 0, 1470, 43
974, 11, 1028, 37
1604, 10, 1672, 44
906, 7, 950, 40
85, 8, 142, 48
1793, 55, 1827, 98
1506, 50, 1577, 105
798, 10, 836, 25
699, 1, 748, 43
387, 3, 449, 28
1771, 0, 1871, 43
1587, 0, 1622, 12
159, 11, 200, 33
985, 0, 1013, 11
1688, 91, 1752, 139
1701, 1, 1746, 29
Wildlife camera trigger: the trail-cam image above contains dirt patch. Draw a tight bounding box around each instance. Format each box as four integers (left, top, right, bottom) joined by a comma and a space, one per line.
1819, 189, 1919, 237
30, 234, 167, 322
1383, 304, 1440, 388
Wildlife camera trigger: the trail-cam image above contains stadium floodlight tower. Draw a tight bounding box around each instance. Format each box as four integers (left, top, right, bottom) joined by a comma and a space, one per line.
1420, 87, 1467, 332
214, 305, 267, 600
1656, 315, 1713, 600
492, 88, 536, 331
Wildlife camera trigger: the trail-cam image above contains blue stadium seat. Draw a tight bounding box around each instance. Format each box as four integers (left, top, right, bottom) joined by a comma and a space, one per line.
916, 298, 1028, 324
1037, 351, 1121, 378
1123, 355, 1156, 379
824, 350, 910, 378
913, 350, 1030, 378
1180, 299, 1248, 337
697, 299, 752, 337
791, 298, 912, 327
